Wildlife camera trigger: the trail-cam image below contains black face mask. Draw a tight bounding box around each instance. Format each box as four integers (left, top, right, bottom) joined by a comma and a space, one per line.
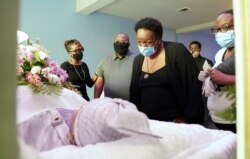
71, 51, 83, 61
113, 42, 129, 56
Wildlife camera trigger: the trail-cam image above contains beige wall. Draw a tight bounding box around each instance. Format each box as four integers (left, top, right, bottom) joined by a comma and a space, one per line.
0, 0, 18, 158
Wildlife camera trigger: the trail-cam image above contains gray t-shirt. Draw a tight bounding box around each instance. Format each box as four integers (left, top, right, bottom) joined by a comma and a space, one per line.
216, 54, 235, 75
96, 51, 136, 100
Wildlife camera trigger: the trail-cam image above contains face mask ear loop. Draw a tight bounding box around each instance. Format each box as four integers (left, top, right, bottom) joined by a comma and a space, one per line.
154, 40, 161, 54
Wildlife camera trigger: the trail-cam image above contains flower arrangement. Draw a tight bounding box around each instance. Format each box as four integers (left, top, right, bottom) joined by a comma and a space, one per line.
16, 33, 78, 95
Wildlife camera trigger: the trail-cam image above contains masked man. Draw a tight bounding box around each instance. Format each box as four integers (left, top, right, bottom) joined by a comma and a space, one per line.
94, 33, 136, 100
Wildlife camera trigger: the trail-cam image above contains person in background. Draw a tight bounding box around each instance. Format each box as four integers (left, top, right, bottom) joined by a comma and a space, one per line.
189, 41, 214, 71
94, 33, 136, 100
189, 41, 215, 128
61, 39, 97, 101
129, 17, 204, 124
206, 9, 236, 133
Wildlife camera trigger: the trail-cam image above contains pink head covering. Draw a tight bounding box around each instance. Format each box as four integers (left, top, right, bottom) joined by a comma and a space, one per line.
73, 97, 157, 146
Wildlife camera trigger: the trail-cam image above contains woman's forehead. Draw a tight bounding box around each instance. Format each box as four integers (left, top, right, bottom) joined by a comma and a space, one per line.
215, 13, 233, 27
136, 29, 156, 40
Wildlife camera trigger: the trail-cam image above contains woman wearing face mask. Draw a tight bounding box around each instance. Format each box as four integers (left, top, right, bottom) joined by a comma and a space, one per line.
129, 17, 204, 124
61, 39, 97, 101
206, 9, 236, 133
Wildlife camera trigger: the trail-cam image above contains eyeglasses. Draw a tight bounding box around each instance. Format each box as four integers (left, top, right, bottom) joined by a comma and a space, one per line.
210, 24, 234, 34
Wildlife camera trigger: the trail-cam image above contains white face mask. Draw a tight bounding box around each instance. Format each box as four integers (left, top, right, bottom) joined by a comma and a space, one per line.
215, 30, 235, 48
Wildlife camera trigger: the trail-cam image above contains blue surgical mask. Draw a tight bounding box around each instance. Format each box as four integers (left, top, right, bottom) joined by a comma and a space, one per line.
215, 30, 235, 48
138, 41, 158, 57
138, 46, 156, 57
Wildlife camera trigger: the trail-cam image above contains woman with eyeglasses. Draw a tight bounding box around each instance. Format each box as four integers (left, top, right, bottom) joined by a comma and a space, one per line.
129, 17, 204, 124
61, 39, 97, 101
206, 9, 236, 133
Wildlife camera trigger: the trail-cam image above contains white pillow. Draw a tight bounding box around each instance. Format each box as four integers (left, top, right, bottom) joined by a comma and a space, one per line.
73, 97, 159, 146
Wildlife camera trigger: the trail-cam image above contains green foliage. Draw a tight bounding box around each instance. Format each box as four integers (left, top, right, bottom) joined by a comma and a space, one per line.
17, 76, 26, 85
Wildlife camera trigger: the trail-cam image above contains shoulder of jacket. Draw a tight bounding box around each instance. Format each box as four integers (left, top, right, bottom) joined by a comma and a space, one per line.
60, 61, 69, 67
163, 41, 184, 48
134, 54, 144, 61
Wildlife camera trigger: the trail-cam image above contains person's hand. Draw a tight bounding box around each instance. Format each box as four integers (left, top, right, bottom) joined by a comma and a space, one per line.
173, 117, 185, 123
92, 73, 98, 83
191, 50, 199, 58
207, 68, 235, 85
198, 71, 209, 82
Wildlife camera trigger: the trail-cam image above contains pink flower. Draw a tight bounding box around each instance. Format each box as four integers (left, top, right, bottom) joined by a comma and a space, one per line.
25, 73, 43, 86
59, 74, 67, 82
16, 66, 24, 76
16, 37, 71, 95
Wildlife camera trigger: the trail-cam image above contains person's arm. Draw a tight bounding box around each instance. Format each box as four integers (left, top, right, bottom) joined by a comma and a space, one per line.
173, 43, 204, 124
91, 74, 98, 83
94, 77, 104, 98
82, 63, 95, 87
208, 68, 235, 85
94, 60, 105, 98
60, 62, 68, 71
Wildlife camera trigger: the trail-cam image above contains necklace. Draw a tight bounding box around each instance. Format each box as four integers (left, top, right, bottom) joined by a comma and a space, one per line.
144, 56, 159, 79
73, 65, 85, 81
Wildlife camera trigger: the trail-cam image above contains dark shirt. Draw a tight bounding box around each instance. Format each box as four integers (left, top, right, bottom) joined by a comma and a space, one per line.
129, 41, 204, 124
139, 66, 180, 121
60, 61, 94, 101
194, 55, 214, 71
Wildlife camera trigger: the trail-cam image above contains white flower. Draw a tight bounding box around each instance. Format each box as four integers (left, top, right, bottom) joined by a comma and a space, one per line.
41, 67, 51, 75
47, 74, 61, 84
30, 66, 41, 74
25, 45, 38, 54
38, 51, 48, 60
17, 30, 29, 44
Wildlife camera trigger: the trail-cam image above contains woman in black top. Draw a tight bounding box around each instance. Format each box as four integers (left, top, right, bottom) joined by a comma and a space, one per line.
61, 39, 97, 101
129, 17, 204, 124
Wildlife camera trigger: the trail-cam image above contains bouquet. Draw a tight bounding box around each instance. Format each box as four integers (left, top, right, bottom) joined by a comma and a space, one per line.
16, 32, 77, 95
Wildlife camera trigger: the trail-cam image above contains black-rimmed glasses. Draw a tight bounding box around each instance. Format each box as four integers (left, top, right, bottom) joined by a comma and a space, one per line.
211, 24, 234, 34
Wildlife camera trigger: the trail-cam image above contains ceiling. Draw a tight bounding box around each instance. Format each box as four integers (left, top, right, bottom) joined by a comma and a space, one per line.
76, 0, 232, 33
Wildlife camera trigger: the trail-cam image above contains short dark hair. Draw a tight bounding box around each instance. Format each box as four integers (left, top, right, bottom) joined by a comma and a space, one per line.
64, 39, 84, 52
134, 17, 163, 39
189, 41, 201, 49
